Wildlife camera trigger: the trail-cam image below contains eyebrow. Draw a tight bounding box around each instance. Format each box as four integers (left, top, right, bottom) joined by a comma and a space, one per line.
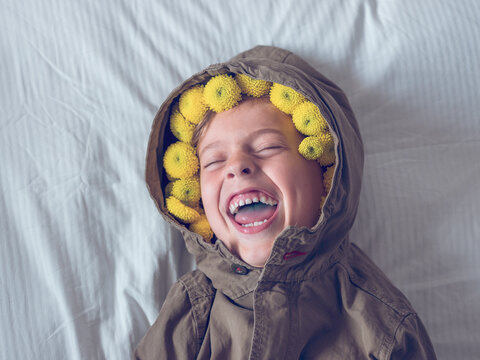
198, 128, 286, 157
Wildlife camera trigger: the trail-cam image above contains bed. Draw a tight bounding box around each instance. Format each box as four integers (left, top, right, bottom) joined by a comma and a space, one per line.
1, 1, 479, 359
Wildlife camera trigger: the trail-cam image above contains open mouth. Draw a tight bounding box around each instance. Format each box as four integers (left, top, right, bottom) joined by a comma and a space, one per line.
227, 190, 278, 233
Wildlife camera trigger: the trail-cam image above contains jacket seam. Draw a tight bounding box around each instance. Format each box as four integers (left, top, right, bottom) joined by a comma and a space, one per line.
260, 241, 349, 284
339, 262, 410, 317
338, 262, 418, 359
284, 281, 300, 360
178, 278, 215, 357
177, 279, 201, 356
260, 257, 344, 284
178, 270, 216, 300
384, 312, 418, 359
280, 51, 294, 63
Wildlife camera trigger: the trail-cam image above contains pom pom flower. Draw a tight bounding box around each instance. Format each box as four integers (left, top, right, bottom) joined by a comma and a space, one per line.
189, 215, 214, 242
298, 136, 324, 160
163, 142, 199, 179
292, 101, 329, 136
316, 132, 335, 166
171, 176, 201, 206
170, 109, 195, 144
235, 73, 272, 97
317, 131, 334, 146
204, 74, 242, 112
166, 196, 201, 223
317, 139, 335, 166
179, 85, 208, 124
270, 83, 306, 114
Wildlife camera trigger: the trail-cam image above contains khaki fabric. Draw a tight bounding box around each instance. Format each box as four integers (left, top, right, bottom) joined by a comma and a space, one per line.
135, 46, 436, 359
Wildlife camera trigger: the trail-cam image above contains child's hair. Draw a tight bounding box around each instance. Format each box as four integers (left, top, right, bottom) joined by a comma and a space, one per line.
191, 95, 269, 148
162, 73, 336, 241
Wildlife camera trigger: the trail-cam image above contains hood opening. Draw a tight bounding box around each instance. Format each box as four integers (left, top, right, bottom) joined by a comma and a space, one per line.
146, 46, 363, 272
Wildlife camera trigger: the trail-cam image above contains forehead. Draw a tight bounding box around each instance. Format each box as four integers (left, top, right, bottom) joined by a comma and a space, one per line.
197, 98, 296, 149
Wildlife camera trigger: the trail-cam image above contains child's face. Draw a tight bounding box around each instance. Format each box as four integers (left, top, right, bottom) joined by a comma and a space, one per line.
197, 99, 325, 267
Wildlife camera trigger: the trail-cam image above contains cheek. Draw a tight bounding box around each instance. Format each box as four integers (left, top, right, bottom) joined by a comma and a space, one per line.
200, 172, 219, 211
280, 159, 324, 226
299, 163, 324, 224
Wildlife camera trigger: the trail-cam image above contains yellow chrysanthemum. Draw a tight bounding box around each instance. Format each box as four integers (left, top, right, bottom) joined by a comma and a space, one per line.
204, 74, 242, 112
163, 142, 199, 179
298, 136, 324, 160
269, 83, 306, 114
317, 131, 334, 147
171, 176, 201, 206
165, 196, 201, 224
235, 73, 272, 97
317, 139, 336, 166
179, 85, 208, 124
318, 153, 335, 166
169, 109, 195, 144
323, 165, 335, 193
189, 215, 214, 242
292, 101, 329, 136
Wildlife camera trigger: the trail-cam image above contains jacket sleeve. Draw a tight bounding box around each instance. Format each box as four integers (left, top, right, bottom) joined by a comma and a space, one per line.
134, 280, 198, 360
389, 313, 437, 360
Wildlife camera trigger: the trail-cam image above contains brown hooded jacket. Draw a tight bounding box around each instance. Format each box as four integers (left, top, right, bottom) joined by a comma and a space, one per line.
135, 46, 436, 360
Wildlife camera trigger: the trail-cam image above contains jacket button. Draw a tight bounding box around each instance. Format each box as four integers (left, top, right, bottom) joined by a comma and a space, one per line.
231, 263, 248, 275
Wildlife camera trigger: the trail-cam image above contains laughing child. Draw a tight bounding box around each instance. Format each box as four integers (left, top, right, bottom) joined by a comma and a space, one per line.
135, 46, 436, 359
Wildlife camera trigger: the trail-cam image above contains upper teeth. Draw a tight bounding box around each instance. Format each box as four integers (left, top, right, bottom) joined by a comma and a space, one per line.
229, 195, 278, 215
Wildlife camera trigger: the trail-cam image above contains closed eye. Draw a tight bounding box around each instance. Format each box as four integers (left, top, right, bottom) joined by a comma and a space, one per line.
203, 159, 225, 169
255, 145, 286, 156
259, 145, 283, 151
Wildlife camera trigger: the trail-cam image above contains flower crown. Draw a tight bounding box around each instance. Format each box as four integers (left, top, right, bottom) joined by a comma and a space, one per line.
163, 73, 336, 242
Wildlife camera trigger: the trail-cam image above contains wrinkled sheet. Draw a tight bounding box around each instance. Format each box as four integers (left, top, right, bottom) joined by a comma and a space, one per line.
1, 1, 479, 359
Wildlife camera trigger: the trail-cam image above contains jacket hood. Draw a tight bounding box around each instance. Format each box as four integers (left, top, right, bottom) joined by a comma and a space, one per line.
145, 46, 363, 297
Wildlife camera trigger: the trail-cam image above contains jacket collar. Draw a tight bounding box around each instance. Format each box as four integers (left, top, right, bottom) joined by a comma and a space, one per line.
178, 220, 350, 300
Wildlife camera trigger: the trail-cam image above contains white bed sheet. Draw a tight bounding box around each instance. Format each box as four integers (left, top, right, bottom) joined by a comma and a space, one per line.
1, 0, 479, 359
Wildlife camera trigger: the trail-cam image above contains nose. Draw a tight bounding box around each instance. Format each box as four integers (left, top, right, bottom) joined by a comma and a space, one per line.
226, 152, 255, 179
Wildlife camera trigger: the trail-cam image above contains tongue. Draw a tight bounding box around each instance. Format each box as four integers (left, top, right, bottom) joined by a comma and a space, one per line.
234, 203, 276, 225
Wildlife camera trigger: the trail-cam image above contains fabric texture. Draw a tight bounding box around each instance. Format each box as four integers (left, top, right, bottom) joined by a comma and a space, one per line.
134, 46, 437, 359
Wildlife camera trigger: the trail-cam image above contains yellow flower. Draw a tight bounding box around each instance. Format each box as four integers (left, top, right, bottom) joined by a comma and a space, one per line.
318, 153, 335, 166
189, 215, 214, 242
317, 131, 334, 146
269, 83, 306, 114
179, 85, 208, 124
298, 136, 324, 160
204, 74, 242, 112
171, 176, 201, 206
166, 196, 201, 223
169, 109, 195, 144
235, 73, 271, 97
163, 142, 199, 179
323, 165, 335, 192
317, 137, 335, 166
292, 101, 329, 136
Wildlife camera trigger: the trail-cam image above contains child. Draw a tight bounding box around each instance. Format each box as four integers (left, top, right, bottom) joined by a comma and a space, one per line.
135, 46, 436, 359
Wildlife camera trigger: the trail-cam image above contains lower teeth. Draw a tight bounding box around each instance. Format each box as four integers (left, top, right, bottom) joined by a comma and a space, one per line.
241, 219, 268, 227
